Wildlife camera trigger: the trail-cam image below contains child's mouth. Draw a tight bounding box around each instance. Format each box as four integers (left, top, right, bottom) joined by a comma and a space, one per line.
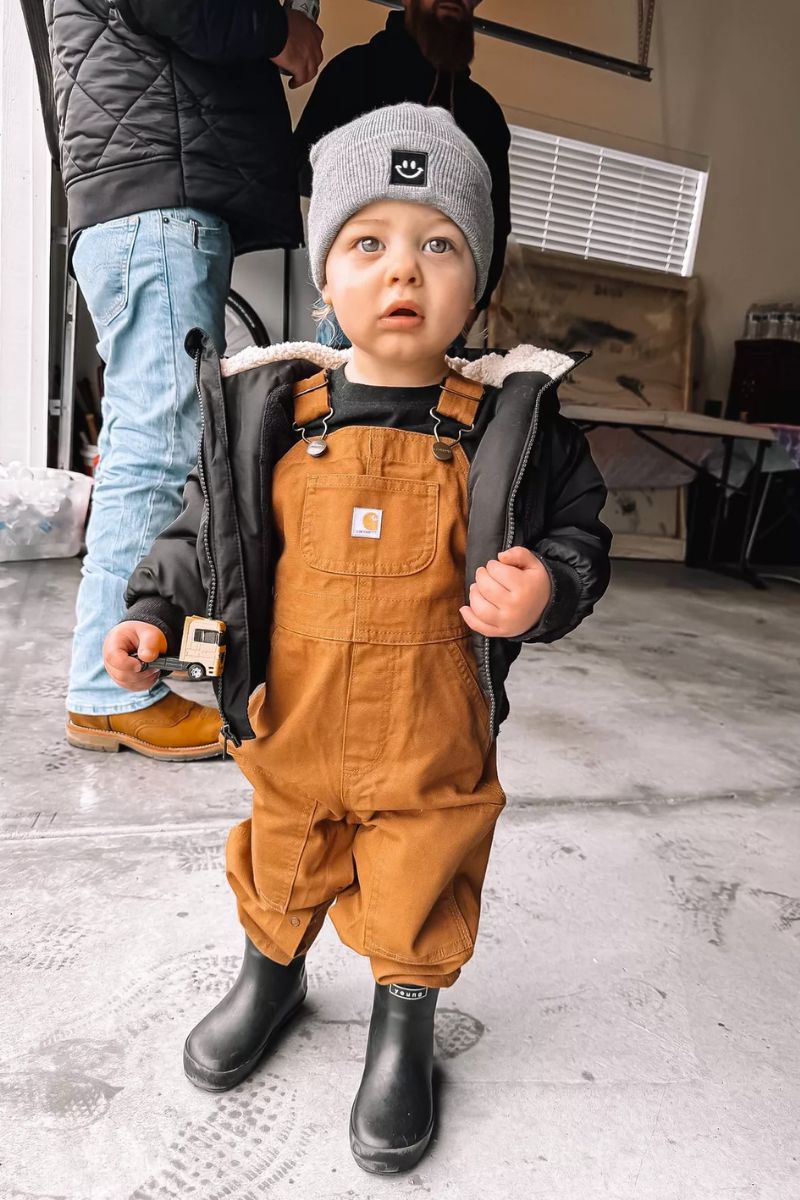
378, 308, 424, 329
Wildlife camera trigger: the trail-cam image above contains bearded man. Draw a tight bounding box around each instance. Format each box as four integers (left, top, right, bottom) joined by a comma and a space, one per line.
294, 0, 511, 324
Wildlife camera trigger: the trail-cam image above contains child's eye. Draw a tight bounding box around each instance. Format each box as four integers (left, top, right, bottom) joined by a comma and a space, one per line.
356, 237, 383, 253
426, 238, 453, 254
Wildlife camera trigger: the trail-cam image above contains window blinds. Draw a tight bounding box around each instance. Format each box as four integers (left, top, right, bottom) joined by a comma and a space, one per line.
508, 125, 707, 276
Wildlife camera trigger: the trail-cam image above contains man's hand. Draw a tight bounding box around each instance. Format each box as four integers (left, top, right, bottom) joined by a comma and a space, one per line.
271, 9, 323, 89
103, 621, 168, 691
460, 546, 552, 638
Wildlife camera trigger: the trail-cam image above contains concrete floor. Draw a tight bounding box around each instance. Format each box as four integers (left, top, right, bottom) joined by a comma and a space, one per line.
1, 556, 798, 1199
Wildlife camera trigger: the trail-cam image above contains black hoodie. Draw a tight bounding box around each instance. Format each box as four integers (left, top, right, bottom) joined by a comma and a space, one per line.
293, 9, 511, 312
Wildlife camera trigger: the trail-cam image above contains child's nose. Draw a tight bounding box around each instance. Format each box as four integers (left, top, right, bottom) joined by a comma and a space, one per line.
384, 253, 420, 286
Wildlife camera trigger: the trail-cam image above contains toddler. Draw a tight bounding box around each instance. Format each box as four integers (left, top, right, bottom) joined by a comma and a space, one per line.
104, 103, 611, 1174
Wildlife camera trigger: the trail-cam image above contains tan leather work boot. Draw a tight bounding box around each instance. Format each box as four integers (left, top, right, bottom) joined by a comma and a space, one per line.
66, 691, 223, 761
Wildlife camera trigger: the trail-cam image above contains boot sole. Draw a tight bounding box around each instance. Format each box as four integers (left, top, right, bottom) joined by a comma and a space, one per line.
66, 719, 223, 761
349, 1109, 434, 1175
182, 985, 307, 1092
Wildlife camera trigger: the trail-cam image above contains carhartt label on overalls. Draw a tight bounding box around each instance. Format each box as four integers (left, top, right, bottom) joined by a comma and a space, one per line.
389, 984, 428, 1001
351, 507, 383, 539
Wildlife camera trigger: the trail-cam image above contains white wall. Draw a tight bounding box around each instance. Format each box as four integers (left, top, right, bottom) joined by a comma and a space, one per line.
0, 0, 52, 466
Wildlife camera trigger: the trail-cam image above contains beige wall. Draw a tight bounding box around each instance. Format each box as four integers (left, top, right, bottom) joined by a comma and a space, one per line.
281, 0, 800, 411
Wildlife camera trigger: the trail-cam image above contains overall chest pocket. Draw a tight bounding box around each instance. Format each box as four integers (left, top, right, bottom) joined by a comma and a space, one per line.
301, 474, 439, 577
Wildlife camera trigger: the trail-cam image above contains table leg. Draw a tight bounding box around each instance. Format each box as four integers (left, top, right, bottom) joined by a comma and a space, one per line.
708, 435, 733, 565
744, 471, 772, 565
738, 440, 768, 586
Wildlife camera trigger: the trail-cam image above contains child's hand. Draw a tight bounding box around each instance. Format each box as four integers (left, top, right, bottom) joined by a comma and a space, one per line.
460, 547, 552, 638
103, 621, 168, 691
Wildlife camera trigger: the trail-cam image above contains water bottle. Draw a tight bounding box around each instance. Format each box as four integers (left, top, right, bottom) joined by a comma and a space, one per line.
743, 305, 761, 338
765, 307, 783, 339
780, 304, 796, 341
744, 305, 767, 339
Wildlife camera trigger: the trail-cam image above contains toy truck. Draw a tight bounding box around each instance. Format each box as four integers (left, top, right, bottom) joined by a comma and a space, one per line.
140, 615, 226, 680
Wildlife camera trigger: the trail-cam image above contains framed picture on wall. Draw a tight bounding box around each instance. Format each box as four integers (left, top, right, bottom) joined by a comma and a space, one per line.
487, 244, 699, 559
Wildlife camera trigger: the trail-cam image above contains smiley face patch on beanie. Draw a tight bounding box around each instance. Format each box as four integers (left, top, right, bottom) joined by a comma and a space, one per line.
390, 149, 428, 187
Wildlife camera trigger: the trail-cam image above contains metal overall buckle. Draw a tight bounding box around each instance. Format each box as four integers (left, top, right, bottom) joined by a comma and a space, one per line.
429, 375, 481, 461
431, 391, 474, 460
428, 405, 475, 461
292, 373, 333, 456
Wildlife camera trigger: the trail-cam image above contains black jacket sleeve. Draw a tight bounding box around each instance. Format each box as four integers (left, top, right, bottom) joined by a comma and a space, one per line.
294, 48, 373, 197
123, 467, 209, 654
116, 0, 289, 63
510, 415, 612, 644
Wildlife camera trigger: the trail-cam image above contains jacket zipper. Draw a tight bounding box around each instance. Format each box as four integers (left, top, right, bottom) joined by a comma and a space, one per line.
482, 356, 590, 737
194, 351, 239, 758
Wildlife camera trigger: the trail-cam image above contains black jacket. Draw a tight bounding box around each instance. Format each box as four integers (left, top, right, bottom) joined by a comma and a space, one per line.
293, 10, 511, 312
46, 0, 303, 255
124, 334, 611, 748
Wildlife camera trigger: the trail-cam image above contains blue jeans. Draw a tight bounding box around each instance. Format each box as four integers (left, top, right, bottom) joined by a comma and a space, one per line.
67, 207, 233, 714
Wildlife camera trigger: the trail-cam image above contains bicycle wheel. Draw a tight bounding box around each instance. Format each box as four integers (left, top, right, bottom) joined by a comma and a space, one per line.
225, 289, 270, 355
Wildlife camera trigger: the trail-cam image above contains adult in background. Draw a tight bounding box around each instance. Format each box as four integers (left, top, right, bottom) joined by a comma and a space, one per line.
47, 0, 323, 760
294, 0, 510, 348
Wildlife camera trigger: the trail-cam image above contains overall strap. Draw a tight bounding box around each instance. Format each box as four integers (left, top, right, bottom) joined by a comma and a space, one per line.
292, 370, 331, 427
434, 371, 485, 428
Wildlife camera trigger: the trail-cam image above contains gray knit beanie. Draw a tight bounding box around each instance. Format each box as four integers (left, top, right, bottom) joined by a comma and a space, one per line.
307, 103, 494, 302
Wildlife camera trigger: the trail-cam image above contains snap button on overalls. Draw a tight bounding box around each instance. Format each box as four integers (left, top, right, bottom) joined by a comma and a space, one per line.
226, 369, 506, 988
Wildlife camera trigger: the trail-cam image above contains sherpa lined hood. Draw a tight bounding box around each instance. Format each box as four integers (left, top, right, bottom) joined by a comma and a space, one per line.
219, 340, 580, 388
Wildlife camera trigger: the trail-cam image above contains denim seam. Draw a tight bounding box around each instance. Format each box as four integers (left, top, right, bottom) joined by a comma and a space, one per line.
133, 215, 179, 566
68, 682, 170, 716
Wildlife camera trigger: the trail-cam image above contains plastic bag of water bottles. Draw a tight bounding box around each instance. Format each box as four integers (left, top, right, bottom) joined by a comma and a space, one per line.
0, 462, 93, 563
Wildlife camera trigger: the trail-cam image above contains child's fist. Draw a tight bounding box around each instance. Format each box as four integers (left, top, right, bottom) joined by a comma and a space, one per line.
459, 546, 552, 638
103, 621, 168, 691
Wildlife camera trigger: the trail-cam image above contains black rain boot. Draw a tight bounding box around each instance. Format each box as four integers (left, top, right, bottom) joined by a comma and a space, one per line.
183, 934, 307, 1091
350, 982, 439, 1174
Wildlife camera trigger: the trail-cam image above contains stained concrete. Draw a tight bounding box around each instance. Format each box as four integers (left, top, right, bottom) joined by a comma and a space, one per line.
0, 556, 798, 1199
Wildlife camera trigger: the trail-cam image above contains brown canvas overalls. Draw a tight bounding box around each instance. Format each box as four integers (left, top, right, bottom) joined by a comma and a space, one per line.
226, 369, 506, 988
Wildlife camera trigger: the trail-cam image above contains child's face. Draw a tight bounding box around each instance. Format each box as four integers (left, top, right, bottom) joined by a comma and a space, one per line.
323, 200, 476, 365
